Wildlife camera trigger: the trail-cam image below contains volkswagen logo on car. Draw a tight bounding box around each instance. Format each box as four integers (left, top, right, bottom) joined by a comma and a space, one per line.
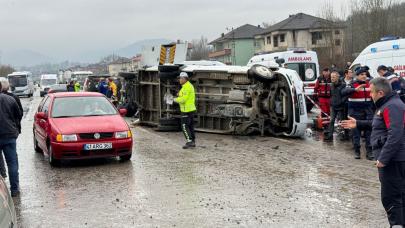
94, 133, 101, 139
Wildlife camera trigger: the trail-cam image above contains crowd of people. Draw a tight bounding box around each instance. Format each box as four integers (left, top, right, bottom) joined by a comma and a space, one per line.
314, 64, 405, 227
314, 65, 404, 158
66, 77, 121, 106
0, 64, 404, 226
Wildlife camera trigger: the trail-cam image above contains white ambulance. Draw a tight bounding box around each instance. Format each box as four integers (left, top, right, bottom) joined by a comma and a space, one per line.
40, 74, 58, 97
351, 37, 405, 78
247, 49, 320, 111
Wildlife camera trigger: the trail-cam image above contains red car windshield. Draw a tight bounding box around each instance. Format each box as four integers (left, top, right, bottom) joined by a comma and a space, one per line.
51, 96, 117, 118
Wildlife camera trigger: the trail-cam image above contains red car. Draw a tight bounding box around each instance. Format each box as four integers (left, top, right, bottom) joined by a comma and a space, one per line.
33, 92, 133, 166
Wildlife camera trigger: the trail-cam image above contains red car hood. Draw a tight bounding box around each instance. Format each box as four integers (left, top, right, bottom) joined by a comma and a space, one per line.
50, 115, 129, 134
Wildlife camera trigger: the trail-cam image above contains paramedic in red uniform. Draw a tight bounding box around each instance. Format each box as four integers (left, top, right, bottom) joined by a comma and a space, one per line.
314, 68, 332, 126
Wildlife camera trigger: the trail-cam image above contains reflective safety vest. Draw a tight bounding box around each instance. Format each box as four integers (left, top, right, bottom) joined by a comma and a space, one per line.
175, 81, 196, 113
74, 82, 80, 92
314, 76, 332, 98
109, 82, 117, 97
348, 80, 372, 103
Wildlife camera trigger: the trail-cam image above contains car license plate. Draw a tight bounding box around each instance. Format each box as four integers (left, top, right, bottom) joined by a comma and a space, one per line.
83, 143, 112, 150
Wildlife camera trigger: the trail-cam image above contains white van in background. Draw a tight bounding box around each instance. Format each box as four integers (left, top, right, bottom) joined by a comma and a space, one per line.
71, 71, 93, 89
351, 37, 405, 78
247, 49, 320, 111
40, 74, 58, 97
7, 71, 35, 97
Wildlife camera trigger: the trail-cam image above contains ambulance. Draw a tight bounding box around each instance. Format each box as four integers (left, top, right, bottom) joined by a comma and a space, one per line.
247, 49, 320, 111
351, 37, 405, 78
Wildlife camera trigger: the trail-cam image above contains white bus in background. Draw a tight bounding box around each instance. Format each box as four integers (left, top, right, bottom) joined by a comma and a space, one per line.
58, 70, 72, 83
351, 37, 405, 78
39, 74, 58, 97
248, 49, 320, 112
71, 71, 93, 88
7, 71, 35, 97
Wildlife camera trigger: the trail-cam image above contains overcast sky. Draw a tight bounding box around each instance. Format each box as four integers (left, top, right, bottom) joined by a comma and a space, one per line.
0, 0, 349, 60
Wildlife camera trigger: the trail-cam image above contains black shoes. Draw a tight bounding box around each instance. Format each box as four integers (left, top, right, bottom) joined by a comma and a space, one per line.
11, 190, 20, 197
182, 141, 196, 149
366, 152, 374, 161
354, 149, 361, 159
354, 148, 374, 160
366, 147, 374, 160
366, 155, 374, 161
323, 135, 333, 141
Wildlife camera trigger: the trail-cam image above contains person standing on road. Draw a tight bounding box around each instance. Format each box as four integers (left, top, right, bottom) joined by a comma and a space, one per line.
341, 69, 354, 140
342, 66, 374, 160
0, 82, 22, 197
341, 77, 405, 227
0, 80, 23, 178
324, 71, 347, 141
116, 78, 122, 102
343, 69, 353, 86
98, 78, 108, 96
314, 68, 332, 130
378, 65, 401, 93
67, 81, 75, 92
108, 78, 117, 97
108, 78, 118, 105
74, 81, 80, 92
0, 80, 23, 129
174, 72, 196, 149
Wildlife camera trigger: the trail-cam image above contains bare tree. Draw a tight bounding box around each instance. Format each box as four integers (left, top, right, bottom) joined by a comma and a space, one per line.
0, 65, 15, 77
188, 36, 212, 61
316, 0, 346, 68
261, 20, 277, 29
318, 0, 404, 67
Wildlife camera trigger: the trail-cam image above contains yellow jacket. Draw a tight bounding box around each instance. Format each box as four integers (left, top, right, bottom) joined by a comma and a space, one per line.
175, 81, 196, 113
109, 81, 117, 97
74, 82, 80, 92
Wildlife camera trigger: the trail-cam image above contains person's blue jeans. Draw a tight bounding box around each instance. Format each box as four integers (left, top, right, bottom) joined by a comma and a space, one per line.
0, 138, 19, 193
0, 153, 7, 177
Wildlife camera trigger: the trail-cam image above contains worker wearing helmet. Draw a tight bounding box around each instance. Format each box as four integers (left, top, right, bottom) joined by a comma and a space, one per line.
74, 81, 81, 92
108, 78, 118, 106
108, 78, 117, 97
174, 72, 196, 149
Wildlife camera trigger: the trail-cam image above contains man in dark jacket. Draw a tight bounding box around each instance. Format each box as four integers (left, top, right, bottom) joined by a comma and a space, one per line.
341, 69, 354, 140
67, 81, 75, 92
341, 77, 405, 227
0, 82, 22, 197
1, 80, 23, 133
98, 79, 108, 96
378, 65, 402, 93
0, 80, 23, 179
342, 66, 374, 159
324, 71, 347, 141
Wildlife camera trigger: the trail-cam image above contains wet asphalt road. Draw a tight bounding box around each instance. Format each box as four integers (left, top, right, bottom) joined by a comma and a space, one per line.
12, 94, 387, 227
